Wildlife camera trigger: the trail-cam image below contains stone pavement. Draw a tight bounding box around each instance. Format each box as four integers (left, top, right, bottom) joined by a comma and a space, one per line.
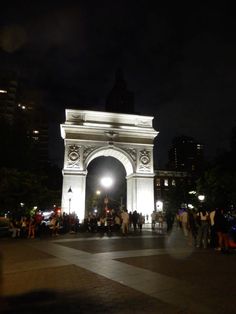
1, 227, 236, 313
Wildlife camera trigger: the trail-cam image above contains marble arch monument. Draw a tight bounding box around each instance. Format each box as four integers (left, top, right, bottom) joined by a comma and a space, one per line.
60, 109, 158, 222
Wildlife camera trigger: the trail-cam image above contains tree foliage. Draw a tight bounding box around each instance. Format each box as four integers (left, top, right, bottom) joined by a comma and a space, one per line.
0, 167, 61, 217
196, 127, 236, 209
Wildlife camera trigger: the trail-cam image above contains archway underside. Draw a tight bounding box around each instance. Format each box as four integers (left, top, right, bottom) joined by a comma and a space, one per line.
86, 147, 133, 176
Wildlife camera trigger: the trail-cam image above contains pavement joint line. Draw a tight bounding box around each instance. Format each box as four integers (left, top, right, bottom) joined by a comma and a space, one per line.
51, 234, 165, 243
26, 240, 213, 313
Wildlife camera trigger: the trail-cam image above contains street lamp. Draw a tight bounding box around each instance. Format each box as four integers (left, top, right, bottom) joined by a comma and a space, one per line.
68, 186, 72, 214
198, 195, 205, 202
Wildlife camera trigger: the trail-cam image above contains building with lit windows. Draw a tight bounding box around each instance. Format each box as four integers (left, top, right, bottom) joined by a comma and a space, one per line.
0, 71, 18, 124
154, 170, 192, 211
167, 136, 204, 176
16, 96, 49, 169
0, 69, 49, 170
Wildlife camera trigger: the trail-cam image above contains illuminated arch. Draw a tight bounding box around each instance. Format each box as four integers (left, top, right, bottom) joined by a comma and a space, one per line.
60, 109, 158, 222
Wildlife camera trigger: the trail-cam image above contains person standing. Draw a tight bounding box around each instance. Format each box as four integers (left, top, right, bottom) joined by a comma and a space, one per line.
196, 208, 209, 248
138, 213, 145, 232
165, 209, 174, 233
28, 216, 36, 239
132, 210, 139, 232
121, 209, 129, 235
209, 208, 217, 248
187, 209, 198, 246
214, 208, 230, 253
180, 208, 188, 237
151, 210, 156, 230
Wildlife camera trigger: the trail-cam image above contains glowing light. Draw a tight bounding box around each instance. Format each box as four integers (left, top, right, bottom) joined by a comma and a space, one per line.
101, 177, 113, 189
96, 190, 101, 195
156, 200, 163, 212
0, 89, 7, 93
198, 195, 205, 202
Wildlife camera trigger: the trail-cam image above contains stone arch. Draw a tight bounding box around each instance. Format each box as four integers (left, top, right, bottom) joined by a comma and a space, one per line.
60, 109, 158, 222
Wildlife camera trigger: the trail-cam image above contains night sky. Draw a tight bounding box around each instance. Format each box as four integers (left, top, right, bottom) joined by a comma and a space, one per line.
1, 1, 236, 168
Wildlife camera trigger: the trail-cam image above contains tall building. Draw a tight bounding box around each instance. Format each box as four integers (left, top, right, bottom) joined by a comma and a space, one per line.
0, 71, 18, 124
105, 68, 135, 114
167, 136, 204, 175
16, 91, 49, 170
0, 69, 49, 170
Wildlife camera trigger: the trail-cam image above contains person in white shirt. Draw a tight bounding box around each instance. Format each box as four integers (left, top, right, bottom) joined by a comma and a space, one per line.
121, 209, 129, 235
180, 209, 188, 236
209, 209, 217, 248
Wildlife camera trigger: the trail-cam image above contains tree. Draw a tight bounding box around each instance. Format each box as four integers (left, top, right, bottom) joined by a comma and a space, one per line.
166, 179, 194, 213
196, 125, 236, 209
0, 168, 61, 217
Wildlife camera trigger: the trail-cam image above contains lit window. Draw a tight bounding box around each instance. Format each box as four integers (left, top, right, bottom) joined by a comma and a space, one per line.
164, 179, 168, 186
156, 178, 161, 186
0, 89, 7, 93
172, 179, 176, 186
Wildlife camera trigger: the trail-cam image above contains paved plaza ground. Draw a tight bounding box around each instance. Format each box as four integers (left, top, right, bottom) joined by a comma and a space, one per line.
1, 226, 236, 313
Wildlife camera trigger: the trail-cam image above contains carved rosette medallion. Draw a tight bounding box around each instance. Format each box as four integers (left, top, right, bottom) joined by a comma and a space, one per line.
67, 144, 80, 167
138, 149, 151, 170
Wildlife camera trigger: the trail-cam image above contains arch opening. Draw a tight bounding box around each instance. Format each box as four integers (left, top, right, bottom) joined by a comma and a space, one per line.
85, 156, 126, 218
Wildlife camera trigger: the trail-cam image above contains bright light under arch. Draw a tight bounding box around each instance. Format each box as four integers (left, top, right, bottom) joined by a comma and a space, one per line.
101, 176, 113, 189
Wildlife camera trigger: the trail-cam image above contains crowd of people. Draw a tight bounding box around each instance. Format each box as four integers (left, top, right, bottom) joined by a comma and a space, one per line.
83, 209, 146, 235
176, 207, 236, 253
8, 211, 80, 239
6, 206, 236, 253
7, 208, 147, 239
